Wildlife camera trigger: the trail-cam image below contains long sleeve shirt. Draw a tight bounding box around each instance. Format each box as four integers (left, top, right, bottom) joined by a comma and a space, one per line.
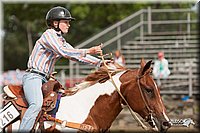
28, 29, 101, 74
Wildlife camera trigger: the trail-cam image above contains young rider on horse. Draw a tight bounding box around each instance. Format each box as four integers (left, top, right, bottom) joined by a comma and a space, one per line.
19, 6, 103, 132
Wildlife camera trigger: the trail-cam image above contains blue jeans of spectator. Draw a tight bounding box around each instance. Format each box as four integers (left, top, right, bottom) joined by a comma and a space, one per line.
18, 72, 47, 132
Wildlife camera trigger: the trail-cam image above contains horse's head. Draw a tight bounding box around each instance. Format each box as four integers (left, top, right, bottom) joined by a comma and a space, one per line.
120, 58, 171, 132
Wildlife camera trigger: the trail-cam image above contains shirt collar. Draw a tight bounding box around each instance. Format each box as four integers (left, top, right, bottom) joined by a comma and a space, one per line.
49, 28, 62, 36
55, 30, 62, 37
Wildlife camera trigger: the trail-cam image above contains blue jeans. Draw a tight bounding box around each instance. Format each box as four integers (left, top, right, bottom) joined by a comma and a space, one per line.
18, 72, 47, 132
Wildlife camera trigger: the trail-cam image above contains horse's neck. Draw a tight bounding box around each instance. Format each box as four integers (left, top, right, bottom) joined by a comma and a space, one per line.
83, 91, 123, 129
78, 71, 126, 130
55, 71, 125, 129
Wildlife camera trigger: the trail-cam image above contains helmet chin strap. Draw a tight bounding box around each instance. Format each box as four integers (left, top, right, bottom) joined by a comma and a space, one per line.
53, 20, 66, 34
53, 21, 64, 34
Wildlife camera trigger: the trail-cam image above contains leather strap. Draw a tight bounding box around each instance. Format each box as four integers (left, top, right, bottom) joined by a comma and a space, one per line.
43, 113, 95, 132
31, 110, 43, 132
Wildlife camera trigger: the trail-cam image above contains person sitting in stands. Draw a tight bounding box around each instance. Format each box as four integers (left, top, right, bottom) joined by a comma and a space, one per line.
153, 51, 170, 86
114, 50, 125, 66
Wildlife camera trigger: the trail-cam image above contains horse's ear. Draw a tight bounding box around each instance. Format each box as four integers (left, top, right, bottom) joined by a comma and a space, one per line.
140, 58, 146, 68
139, 59, 152, 75
142, 60, 152, 75
139, 58, 146, 75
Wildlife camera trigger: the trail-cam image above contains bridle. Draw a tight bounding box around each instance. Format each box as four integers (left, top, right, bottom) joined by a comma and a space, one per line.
136, 70, 158, 130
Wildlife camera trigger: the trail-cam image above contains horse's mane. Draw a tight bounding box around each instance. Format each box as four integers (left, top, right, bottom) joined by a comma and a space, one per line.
84, 62, 126, 83
65, 62, 126, 95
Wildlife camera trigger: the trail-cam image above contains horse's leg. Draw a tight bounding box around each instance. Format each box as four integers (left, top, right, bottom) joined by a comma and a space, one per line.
3, 119, 19, 133
7, 124, 12, 133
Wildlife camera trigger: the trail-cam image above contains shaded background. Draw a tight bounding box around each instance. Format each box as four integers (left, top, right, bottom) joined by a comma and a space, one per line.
2, 2, 195, 71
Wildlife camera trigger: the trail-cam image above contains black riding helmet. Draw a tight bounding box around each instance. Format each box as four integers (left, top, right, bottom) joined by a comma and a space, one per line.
46, 6, 75, 29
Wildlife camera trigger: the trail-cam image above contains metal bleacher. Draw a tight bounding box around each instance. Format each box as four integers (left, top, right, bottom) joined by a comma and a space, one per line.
122, 31, 199, 95
55, 7, 199, 96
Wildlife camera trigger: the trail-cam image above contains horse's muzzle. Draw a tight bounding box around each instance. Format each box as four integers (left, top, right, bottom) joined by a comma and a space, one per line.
161, 121, 172, 132
146, 113, 171, 133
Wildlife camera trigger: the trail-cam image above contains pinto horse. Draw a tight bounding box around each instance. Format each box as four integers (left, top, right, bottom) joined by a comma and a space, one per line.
1, 59, 171, 132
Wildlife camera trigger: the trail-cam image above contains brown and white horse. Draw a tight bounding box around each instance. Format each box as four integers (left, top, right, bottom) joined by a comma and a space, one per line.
42, 58, 171, 132
3, 59, 171, 132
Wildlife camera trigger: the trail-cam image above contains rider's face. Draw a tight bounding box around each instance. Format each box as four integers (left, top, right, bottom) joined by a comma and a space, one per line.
53, 20, 70, 34
59, 20, 70, 34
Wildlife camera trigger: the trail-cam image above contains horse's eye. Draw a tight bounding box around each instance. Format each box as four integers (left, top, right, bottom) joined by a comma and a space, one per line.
146, 88, 153, 94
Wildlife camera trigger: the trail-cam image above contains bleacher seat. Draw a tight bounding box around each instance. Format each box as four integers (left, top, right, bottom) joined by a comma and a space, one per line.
121, 32, 199, 94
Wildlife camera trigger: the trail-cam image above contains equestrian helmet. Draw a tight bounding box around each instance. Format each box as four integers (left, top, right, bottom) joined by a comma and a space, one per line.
46, 6, 75, 27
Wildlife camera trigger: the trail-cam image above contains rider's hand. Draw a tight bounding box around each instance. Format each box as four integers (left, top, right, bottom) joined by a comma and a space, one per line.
87, 44, 102, 55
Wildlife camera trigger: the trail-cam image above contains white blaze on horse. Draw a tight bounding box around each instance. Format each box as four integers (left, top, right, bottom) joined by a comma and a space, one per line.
1, 59, 171, 132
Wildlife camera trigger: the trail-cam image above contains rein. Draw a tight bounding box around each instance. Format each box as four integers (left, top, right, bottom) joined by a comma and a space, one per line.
136, 72, 153, 113
136, 72, 157, 129
100, 52, 149, 131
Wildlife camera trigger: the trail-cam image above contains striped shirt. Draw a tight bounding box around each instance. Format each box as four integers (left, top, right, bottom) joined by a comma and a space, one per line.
28, 29, 101, 74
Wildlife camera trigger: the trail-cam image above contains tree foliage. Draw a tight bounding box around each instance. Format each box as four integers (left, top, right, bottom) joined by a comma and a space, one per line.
3, 2, 193, 71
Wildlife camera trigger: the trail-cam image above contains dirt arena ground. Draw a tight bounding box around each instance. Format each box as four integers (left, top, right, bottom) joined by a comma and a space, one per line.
110, 95, 200, 133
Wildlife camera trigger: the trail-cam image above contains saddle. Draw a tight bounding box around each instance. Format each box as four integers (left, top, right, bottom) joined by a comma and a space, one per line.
3, 80, 63, 112
2, 80, 93, 132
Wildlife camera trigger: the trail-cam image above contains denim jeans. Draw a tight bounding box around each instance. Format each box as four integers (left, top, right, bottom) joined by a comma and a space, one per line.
18, 72, 47, 132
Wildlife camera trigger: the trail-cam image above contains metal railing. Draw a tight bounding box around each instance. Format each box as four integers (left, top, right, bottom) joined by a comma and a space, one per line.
160, 60, 198, 96
55, 7, 198, 89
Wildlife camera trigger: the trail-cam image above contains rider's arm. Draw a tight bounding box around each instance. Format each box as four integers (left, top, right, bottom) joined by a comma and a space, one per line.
42, 29, 101, 66
70, 54, 101, 66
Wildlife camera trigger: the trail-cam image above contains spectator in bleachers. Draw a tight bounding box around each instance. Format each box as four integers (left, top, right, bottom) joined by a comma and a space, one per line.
153, 51, 170, 86
114, 50, 126, 66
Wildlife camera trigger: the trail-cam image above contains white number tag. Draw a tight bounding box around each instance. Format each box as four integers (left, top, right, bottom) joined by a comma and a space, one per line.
0, 102, 20, 129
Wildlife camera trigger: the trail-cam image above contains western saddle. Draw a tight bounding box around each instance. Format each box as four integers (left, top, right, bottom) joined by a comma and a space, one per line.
3, 80, 63, 112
